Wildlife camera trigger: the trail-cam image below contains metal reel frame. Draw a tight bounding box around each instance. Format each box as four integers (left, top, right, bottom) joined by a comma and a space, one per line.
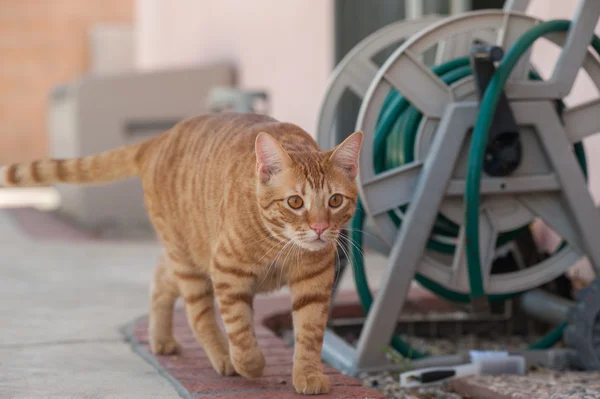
323, 1, 600, 375
356, 8, 600, 296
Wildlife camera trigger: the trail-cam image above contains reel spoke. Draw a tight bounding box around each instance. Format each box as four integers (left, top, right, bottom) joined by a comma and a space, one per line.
476, 209, 500, 293
505, 4, 600, 100
360, 162, 422, 217
435, 33, 473, 64
550, 0, 600, 96
344, 58, 382, 96
518, 193, 584, 253
496, 13, 536, 81
564, 98, 600, 143
449, 227, 469, 288
446, 174, 561, 196
383, 50, 452, 118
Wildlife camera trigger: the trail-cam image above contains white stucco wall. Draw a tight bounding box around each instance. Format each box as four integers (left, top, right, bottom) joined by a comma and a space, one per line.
135, 0, 334, 136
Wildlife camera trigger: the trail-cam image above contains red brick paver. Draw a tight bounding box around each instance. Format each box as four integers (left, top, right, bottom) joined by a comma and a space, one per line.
126, 296, 384, 399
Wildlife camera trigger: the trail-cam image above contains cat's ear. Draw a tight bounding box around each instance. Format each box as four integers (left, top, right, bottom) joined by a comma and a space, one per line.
329, 131, 363, 180
255, 132, 292, 183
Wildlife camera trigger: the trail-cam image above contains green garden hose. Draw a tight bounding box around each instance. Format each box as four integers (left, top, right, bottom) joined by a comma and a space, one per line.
350, 19, 600, 359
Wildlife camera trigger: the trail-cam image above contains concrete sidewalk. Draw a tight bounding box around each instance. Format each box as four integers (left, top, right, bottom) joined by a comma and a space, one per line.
0, 211, 180, 398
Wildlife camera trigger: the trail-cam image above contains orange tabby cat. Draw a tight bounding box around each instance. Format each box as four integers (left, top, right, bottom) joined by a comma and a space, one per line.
0, 113, 363, 395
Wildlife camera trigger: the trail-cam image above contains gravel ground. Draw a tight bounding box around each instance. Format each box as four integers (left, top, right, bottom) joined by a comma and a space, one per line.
359, 370, 463, 399
281, 327, 546, 398
353, 334, 540, 399
278, 311, 597, 398
451, 370, 600, 399
355, 334, 600, 398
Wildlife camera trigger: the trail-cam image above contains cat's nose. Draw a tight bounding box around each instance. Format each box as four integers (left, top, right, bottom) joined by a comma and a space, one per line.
310, 222, 329, 237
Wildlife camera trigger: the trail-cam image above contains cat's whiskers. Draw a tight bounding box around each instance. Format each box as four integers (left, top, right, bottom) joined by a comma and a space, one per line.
336, 236, 364, 279
275, 239, 298, 280
336, 234, 367, 293
334, 236, 356, 290
337, 233, 365, 262
254, 238, 289, 288
296, 244, 304, 285
278, 239, 301, 290
253, 236, 286, 267
281, 240, 298, 268
344, 227, 381, 240
278, 243, 295, 291
333, 241, 342, 290
333, 241, 345, 291
294, 242, 301, 275
286, 245, 302, 289
258, 238, 293, 288
258, 243, 286, 287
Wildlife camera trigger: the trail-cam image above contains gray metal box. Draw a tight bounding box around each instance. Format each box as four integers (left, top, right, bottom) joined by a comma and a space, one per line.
48, 63, 236, 237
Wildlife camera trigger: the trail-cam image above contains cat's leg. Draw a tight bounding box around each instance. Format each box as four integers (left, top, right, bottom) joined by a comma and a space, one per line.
149, 255, 181, 355
170, 254, 236, 376
288, 254, 335, 395
211, 254, 265, 379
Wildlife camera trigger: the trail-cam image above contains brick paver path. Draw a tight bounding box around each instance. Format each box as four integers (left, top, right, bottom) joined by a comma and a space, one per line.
125, 297, 384, 399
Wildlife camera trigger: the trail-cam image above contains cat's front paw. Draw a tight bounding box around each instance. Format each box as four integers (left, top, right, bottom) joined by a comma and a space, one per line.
293, 371, 330, 395
150, 336, 182, 355
208, 353, 237, 376
230, 345, 265, 379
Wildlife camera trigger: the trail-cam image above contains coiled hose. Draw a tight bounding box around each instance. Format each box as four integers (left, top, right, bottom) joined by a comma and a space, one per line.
350, 19, 600, 358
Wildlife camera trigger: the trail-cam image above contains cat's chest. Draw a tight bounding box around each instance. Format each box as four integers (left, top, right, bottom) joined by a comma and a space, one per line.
254, 249, 298, 293
256, 266, 288, 293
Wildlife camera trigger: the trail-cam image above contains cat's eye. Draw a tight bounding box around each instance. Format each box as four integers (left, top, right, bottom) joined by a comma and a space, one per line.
288, 195, 304, 209
329, 194, 343, 208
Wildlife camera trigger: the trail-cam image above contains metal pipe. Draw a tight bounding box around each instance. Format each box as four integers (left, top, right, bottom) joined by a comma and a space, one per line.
503, 0, 530, 13
405, 0, 424, 20
450, 0, 472, 14
519, 289, 574, 326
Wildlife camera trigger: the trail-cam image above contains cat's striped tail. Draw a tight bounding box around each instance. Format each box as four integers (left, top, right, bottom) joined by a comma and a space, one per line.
0, 141, 151, 187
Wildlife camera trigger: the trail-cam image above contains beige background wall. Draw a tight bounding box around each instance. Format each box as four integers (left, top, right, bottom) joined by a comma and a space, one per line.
0, 0, 133, 164
135, 0, 335, 136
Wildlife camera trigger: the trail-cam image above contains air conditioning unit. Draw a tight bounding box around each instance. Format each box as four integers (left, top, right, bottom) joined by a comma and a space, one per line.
48, 63, 236, 238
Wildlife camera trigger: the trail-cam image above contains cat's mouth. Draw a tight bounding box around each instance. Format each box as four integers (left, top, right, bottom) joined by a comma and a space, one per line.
294, 234, 335, 251
289, 229, 339, 251
298, 240, 328, 251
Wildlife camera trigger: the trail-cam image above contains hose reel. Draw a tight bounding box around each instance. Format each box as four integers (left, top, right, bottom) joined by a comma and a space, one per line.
319, 2, 600, 375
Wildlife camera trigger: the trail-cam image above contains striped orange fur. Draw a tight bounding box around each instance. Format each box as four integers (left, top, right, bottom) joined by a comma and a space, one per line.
1, 113, 363, 395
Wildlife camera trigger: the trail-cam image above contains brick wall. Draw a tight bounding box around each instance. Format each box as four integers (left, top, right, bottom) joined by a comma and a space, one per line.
0, 0, 133, 164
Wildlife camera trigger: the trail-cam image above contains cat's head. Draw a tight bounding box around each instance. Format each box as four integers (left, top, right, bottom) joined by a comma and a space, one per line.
254, 131, 363, 251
